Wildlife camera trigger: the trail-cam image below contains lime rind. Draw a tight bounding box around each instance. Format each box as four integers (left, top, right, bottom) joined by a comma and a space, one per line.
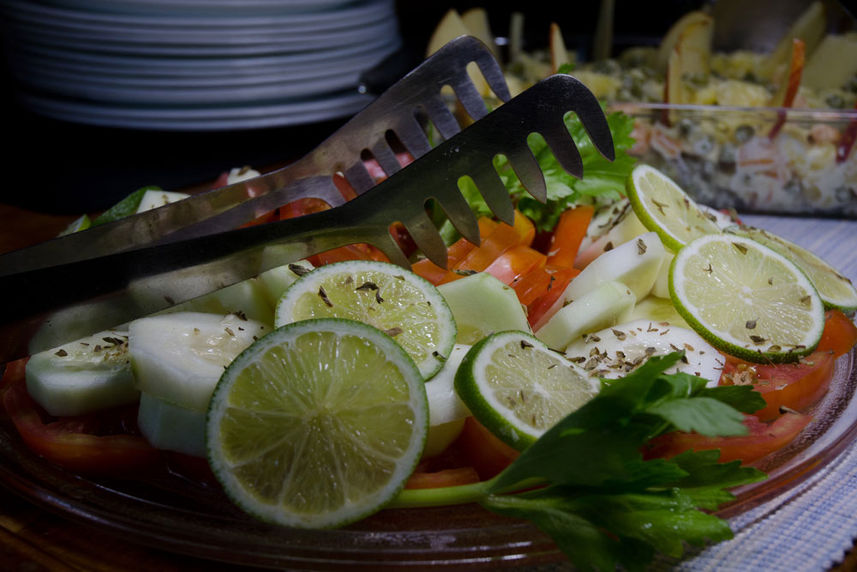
274, 260, 457, 380
669, 234, 825, 363
725, 224, 857, 313
626, 163, 722, 252
454, 331, 600, 451
206, 318, 428, 529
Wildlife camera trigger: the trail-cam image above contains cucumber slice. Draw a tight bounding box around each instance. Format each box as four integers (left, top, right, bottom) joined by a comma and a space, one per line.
627, 295, 690, 328
137, 392, 207, 457
650, 252, 674, 299
162, 278, 274, 326
257, 260, 314, 307
535, 280, 637, 351
423, 344, 472, 458
25, 330, 138, 417
564, 318, 724, 386
565, 232, 666, 302
575, 199, 649, 268
438, 272, 531, 345
129, 312, 270, 411
135, 189, 190, 213
534, 231, 666, 331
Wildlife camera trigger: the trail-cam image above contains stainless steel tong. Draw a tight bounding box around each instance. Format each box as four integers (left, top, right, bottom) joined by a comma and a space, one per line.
0, 48, 614, 363
0, 36, 510, 276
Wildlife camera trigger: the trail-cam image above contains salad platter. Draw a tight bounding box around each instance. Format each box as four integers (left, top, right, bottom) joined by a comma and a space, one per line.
0, 345, 855, 569
2, 5, 857, 565
0, 181, 856, 570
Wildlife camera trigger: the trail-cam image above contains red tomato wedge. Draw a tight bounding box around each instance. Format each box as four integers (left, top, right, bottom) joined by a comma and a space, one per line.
721, 351, 835, 421
643, 412, 812, 465
1, 360, 161, 476
817, 310, 857, 358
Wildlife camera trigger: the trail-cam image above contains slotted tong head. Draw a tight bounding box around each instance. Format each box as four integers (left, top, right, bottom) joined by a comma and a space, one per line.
0, 36, 614, 363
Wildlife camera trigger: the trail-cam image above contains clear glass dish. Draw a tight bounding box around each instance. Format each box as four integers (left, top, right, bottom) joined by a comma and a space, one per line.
0, 349, 854, 569
611, 102, 857, 219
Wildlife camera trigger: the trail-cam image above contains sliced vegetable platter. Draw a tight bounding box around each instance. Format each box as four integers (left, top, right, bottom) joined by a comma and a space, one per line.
1, 111, 857, 569
0, 330, 855, 568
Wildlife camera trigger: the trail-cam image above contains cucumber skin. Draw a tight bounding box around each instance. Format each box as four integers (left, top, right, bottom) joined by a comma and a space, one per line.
137, 392, 206, 457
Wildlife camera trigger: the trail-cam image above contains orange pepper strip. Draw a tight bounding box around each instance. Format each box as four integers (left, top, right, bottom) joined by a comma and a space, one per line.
309, 243, 389, 267
526, 266, 580, 328
411, 258, 462, 285
546, 204, 594, 268
511, 266, 554, 306
483, 245, 547, 286
456, 219, 527, 273
511, 210, 536, 246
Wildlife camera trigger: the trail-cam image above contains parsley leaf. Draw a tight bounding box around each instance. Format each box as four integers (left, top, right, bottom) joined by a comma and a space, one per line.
498, 108, 637, 232
479, 352, 766, 571
434, 107, 637, 239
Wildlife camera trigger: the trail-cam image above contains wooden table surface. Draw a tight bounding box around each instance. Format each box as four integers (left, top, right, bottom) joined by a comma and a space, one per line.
1, 202, 856, 571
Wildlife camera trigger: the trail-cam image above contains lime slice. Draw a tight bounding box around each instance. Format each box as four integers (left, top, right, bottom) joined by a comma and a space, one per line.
206, 318, 428, 529
669, 233, 825, 363
626, 163, 721, 251
725, 225, 857, 313
275, 260, 456, 380
454, 331, 601, 450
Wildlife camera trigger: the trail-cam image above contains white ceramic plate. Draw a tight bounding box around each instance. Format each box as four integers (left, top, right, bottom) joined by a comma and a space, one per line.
7, 33, 399, 73
17, 89, 375, 131
1, 0, 394, 32
7, 16, 398, 52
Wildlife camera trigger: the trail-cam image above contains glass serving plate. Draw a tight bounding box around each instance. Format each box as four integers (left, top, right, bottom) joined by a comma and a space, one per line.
0, 349, 855, 569
611, 102, 857, 219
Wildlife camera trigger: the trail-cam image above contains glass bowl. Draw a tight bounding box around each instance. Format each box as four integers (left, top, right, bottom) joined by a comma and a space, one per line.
0, 349, 854, 569
609, 102, 857, 218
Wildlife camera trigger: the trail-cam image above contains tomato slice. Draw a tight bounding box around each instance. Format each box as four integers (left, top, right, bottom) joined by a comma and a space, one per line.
451, 417, 519, 481
643, 412, 812, 465
404, 466, 481, 489
307, 243, 389, 267
279, 197, 333, 220
721, 350, 835, 421
817, 309, 857, 358
2, 370, 161, 476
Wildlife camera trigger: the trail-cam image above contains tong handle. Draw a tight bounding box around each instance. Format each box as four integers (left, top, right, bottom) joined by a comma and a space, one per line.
0, 194, 399, 363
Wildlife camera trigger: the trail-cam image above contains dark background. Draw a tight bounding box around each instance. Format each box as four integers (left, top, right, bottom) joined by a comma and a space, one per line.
0, 0, 853, 214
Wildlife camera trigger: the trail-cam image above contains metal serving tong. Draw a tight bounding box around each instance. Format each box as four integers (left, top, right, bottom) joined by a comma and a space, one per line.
0, 36, 509, 276
0, 49, 614, 363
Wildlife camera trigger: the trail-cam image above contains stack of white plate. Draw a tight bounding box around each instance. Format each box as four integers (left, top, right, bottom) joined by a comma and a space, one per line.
0, 0, 402, 130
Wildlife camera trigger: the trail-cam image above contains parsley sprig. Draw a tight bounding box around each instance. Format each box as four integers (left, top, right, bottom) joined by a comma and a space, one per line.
394, 352, 767, 571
